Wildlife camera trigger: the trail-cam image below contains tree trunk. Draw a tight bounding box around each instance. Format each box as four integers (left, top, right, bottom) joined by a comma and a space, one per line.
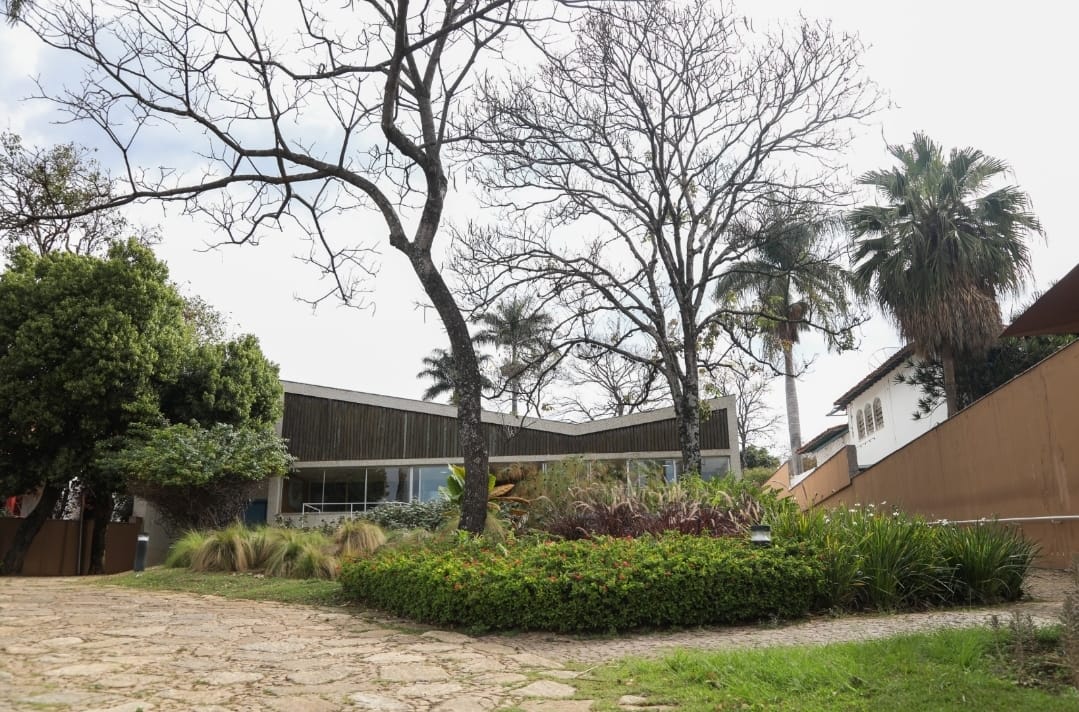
942, 351, 958, 418
407, 250, 489, 535
87, 491, 113, 575
675, 376, 702, 477
2, 481, 63, 575
510, 344, 519, 417
784, 344, 803, 480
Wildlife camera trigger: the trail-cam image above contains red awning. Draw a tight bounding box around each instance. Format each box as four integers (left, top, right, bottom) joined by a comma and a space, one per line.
1002, 263, 1079, 338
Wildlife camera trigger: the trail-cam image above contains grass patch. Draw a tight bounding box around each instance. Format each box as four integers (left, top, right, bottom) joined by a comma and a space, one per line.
574, 627, 1079, 711
98, 566, 347, 606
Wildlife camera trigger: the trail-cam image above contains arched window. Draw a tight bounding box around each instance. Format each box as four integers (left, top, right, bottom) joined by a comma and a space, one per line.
856, 410, 866, 439
873, 398, 885, 430
864, 403, 875, 434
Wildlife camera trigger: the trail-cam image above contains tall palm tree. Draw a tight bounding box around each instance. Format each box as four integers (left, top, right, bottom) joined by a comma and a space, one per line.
715, 211, 858, 478
848, 133, 1040, 417
417, 348, 492, 404
473, 297, 553, 416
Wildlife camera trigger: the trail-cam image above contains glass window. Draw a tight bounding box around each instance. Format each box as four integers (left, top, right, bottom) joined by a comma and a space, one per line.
856, 411, 866, 439
629, 459, 664, 488
663, 459, 678, 483
864, 404, 875, 434
873, 398, 885, 430
366, 467, 410, 505
413, 465, 451, 503
700, 457, 730, 481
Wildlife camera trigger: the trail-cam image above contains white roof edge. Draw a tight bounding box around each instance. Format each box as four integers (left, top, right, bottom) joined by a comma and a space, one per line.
281, 380, 733, 436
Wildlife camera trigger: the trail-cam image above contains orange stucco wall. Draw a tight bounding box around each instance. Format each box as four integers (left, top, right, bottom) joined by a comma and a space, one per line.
788, 340, 1079, 568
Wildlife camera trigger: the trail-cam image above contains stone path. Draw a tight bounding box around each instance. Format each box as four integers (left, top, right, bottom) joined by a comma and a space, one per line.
0, 570, 1072, 711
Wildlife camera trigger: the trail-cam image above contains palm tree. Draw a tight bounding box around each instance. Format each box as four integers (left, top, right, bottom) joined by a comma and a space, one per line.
715, 211, 858, 478
848, 133, 1040, 417
417, 348, 492, 404
473, 297, 553, 416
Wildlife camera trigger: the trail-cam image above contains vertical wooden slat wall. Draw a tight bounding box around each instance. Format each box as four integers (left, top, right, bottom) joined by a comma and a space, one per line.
280, 393, 730, 462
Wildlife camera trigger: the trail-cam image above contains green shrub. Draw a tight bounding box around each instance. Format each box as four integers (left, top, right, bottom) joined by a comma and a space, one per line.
340, 534, 824, 632
164, 530, 210, 569
356, 499, 453, 531
742, 466, 779, 487
771, 504, 1038, 611
940, 522, 1037, 604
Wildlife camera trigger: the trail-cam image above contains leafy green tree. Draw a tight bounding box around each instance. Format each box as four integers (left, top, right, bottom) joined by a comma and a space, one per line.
0, 241, 188, 573
897, 333, 1076, 419
417, 348, 493, 405
473, 297, 553, 416
98, 423, 292, 532
161, 333, 283, 428
715, 209, 859, 477
742, 445, 781, 470
849, 134, 1041, 416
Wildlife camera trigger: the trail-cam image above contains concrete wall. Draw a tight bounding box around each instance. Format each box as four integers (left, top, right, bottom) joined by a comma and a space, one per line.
788, 340, 1079, 568
846, 361, 947, 467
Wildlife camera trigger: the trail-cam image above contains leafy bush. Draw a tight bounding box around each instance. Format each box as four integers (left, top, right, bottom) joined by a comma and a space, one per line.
771, 504, 1038, 611
340, 534, 824, 632
742, 466, 779, 487
940, 523, 1036, 604
513, 457, 623, 530
537, 476, 770, 540
355, 499, 453, 531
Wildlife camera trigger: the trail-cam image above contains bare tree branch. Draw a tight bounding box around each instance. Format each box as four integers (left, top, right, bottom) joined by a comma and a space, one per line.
454, 0, 880, 473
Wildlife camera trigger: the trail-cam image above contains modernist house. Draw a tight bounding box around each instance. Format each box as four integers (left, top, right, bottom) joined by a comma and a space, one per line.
267, 381, 740, 526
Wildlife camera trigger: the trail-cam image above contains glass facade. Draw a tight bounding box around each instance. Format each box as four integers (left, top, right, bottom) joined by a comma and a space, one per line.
283, 455, 728, 514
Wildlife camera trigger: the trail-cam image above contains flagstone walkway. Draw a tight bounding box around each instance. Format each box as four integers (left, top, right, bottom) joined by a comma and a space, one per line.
0, 570, 1071, 712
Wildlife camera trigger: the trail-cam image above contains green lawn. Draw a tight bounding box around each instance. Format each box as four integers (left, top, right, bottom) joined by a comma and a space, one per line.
572, 627, 1078, 711
98, 566, 346, 606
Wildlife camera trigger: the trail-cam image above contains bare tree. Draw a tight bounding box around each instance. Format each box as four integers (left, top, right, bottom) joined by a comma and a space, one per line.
552, 341, 667, 420
455, 0, 879, 473
5, 0, 557, 533
705, 352, 781, 467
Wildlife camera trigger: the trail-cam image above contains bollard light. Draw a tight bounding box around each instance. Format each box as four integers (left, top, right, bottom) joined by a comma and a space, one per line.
133, 533, 150, 573
750, 524, 772, 547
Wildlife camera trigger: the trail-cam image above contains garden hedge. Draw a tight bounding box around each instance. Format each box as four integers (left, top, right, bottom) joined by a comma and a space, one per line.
340, 534, 824, 632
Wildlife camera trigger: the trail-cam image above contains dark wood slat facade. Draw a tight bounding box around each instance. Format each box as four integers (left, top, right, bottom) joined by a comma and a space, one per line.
282, 392, 730, 462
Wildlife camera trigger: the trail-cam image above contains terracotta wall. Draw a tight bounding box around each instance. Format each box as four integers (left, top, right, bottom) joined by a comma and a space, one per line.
0, 519, 141, 576
792, 341, 1079, 568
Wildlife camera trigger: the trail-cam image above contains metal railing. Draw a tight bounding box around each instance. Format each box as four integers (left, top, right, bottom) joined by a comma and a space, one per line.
301, 501, 395, 515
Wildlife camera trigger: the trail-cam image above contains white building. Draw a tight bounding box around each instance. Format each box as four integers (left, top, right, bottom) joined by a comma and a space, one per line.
830, 345, 947, 468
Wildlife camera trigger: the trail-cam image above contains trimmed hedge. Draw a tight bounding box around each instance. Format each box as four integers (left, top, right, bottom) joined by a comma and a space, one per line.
340, 535, 824, 632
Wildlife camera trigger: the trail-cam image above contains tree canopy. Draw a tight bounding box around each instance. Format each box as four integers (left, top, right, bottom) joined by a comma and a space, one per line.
849, 133, 1041, 416
0, 240, 188, 572
99, 423, 292, 532
456, 0, 878, 473
715, 206, 859, 476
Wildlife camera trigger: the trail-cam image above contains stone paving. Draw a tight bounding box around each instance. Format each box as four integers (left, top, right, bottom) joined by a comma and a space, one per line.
0, 570, 1072, 711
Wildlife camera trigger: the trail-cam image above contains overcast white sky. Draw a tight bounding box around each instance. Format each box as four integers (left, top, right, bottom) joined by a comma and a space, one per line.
1, 1, 1076, 457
